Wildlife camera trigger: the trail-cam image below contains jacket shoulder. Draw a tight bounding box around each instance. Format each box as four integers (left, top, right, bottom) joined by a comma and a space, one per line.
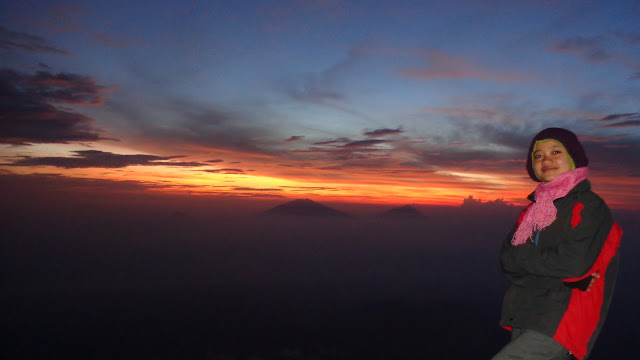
565, 180, 606, 207
570, 188, 609, 211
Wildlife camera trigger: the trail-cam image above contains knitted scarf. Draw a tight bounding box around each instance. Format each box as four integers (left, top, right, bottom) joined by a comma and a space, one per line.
511, 167, 589, 246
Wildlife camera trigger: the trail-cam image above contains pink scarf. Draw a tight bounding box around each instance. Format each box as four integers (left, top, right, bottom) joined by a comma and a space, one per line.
511, 167, 589, 246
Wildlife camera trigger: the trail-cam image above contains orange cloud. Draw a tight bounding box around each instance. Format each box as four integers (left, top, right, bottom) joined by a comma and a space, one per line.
398, 50, 527, 82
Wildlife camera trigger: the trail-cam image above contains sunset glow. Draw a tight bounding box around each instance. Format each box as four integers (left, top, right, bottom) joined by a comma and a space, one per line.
1, 0, 639, 210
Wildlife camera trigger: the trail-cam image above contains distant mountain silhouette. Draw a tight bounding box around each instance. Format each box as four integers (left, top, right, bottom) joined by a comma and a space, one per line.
169, 210, 190, 219
264, 198, 353, 218
379, 204, 426, 219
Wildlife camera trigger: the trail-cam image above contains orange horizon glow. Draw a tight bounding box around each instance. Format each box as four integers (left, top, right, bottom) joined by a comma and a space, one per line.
4, 158, 637, 211
2, 139, 638, 211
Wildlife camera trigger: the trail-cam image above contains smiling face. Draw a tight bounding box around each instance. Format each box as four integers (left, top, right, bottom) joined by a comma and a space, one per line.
532, 140, 573, 183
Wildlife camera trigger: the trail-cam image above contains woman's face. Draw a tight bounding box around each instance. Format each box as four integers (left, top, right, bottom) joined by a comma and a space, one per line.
532, 140, 572, 182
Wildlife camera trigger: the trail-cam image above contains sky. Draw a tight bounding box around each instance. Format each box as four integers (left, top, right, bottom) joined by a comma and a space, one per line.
1, 0, 640, 209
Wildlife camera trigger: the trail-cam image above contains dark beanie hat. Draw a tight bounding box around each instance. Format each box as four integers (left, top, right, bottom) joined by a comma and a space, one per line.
526, 127, 589, 182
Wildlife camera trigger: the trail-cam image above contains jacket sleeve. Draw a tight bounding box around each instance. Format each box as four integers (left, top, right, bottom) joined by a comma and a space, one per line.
500, 223, 523, 275
510, 196, 612, 281
501, 226, 565, 288
563, 275, 593, 290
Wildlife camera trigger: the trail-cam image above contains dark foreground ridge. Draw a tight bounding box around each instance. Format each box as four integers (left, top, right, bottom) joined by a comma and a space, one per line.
264, 198, 353, 218
1, 181, 638, 359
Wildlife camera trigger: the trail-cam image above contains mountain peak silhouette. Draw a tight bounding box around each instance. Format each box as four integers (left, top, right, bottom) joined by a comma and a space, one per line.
379, 204, 426, 219
264, 198, 352, 218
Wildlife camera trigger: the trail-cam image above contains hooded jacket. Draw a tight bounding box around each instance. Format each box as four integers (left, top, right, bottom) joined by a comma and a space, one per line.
499, 179, 622, 359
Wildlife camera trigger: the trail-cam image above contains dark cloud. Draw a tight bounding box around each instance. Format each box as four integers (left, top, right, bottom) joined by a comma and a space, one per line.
364, 127, 403, 137
549, 33, 639, 79
110, 98, 280, 157
629, 72, 640, 80
411, 123, 534, 172
284, 135, 305, 142
313, 140, 339, 145
0, 172, 163, 197
233, 187, 282, 192
551, 36, 612, 62
599, 120, 640, 129
597, 113, 640, 128
583, 139, 640, 177
280, 185, 336, 191
235, 192, 286, 199
0, 68, 108, 145
0, 26, 72, 55
341, 139, 387, 148
460, 196, 515, 209
458, 121, 640, 178
205, 159, 224, 163
312, 137, 351, 145
286, 146, 392, 167
598, 113, 638, 122
203, 168, 245, 174
464, 120, 640, 178
420, 149, 519, 170
6, 150, 206, 169
26, 71, 107, 105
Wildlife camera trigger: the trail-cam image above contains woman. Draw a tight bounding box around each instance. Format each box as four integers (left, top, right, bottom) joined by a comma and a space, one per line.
492, 128, 622, 360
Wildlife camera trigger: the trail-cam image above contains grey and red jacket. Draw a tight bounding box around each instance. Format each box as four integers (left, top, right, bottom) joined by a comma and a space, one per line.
499, 180, 622, 360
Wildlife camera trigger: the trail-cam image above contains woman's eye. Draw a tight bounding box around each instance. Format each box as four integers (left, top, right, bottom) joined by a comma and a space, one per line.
553, 150, 561, 155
